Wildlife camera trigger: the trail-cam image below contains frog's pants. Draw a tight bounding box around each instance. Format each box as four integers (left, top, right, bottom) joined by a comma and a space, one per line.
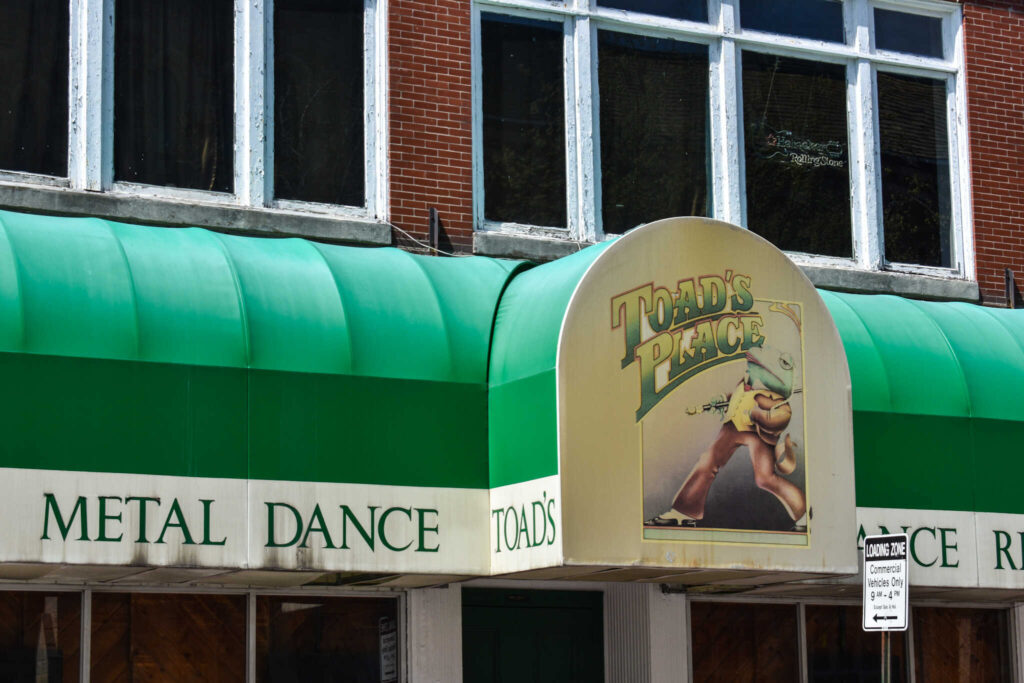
670, 422, 806, 521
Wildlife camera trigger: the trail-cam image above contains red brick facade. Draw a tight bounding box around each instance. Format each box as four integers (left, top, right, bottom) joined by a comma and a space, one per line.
387, 1, 1024, 300
388, 0, 474, 253
963, 0, 1024, 306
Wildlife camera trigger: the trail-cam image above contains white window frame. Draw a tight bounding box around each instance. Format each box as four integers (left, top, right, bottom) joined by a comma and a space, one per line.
0, 0, 387, 222
473, 0, 971, 281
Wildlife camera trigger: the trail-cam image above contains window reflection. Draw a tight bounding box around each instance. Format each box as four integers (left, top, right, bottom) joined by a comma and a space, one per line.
878, 72, 952, 267
482, 14, 567, 227
256, 596, 399, 683
275, 0, 365, 207
598, 31, 709, 234
740, 0, 844, 43
0, 592, 80, 683
598, 0, 707, 23
0, 0, 68, 177
114, 0, 234, 192
875, 9, 943, 59
742, 52, 852, 258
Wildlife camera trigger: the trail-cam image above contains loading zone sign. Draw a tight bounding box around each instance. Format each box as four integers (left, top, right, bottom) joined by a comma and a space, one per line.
863, 533, 909, 631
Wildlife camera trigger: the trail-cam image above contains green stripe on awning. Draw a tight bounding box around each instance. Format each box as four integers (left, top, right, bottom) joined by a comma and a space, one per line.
0, 210, 523, 488
821, 291, 1024, 514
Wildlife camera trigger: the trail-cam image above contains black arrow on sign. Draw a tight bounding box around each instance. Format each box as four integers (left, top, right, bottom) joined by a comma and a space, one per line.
873, 615, 897, 622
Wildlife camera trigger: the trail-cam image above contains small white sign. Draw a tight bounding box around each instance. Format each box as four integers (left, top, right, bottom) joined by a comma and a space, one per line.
863, 533, 909, 631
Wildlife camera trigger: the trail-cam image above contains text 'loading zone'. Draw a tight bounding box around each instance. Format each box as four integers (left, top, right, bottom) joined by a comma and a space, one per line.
863, 533, 909, 632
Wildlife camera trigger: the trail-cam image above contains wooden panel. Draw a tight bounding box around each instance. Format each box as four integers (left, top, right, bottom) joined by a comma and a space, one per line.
913, 607, 1009, 683
805, 604, 907, 682
92, 593, 245, 683
691, 601, 799, 682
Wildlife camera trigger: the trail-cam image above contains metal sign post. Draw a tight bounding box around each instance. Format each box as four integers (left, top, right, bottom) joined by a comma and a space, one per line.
863, 533, 909, 683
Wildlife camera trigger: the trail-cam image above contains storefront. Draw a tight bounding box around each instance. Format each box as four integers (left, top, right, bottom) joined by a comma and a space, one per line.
0, 209, 1020, 681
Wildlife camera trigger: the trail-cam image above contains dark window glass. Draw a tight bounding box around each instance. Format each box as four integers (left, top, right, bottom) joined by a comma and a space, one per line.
91, 593, 245, 682
115, 0, 234, 193
598, 0, 707, 23
256, 595, 399, 682
806, 604, 908, 682
275, 0, 364, 206
482, 14, 566, 227
913, 607, 1009, 682
875, 9, 943, 58
691, 602, 800, 682
0, 591, 80, 682
878, 72, 951, 267
742, 52, 852, 257
598, 32, 709, 234
740, 0, 844, 43
0, 0, 68, 176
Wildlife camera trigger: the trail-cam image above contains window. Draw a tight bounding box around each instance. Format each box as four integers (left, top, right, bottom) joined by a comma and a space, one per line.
0, 0, 383, 218
0, 0, 69, 178
474, 0, 968, 278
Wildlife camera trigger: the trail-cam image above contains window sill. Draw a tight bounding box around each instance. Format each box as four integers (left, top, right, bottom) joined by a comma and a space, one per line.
0, 183, 391, 246
474, 231, 980, 303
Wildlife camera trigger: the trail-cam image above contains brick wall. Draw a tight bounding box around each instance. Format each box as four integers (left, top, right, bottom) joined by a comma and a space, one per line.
388, 0, 474, 254
963, 0, 1024, 306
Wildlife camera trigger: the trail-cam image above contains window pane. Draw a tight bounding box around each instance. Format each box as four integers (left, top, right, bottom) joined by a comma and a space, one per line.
0, 0, 68, 176
482, 14, 566, 227
691, 602, 800, 681
740, 0, 844, 43
806, 604, 907, 682
875, 9, 943, 58
742, 52, 852, 257
91, 593, 245, 682
115, 0, 234, 193
913, 607, 1009, 682
0, 591, 80, 682
878, 73, 952, 267
598, 32, 709, 234
256, 595, 399, 682
598, 0, 707, 23
275, 0, 364, 206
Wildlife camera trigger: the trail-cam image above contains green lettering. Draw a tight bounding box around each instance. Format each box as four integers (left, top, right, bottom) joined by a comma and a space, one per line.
910, 527, 937, 567
199, 499, 226, 546
41, 494, 89, 541
126, 496, 160, 543
730, 274, 753, 311
97, 496, 123, 542
673, 279, 700, 325
416, 508, 439, 553
517, 504, 531, 549
994, 530, 1016, 570
939, 527, 958, 568
340, 505, 377, 550
300, 504, 335, 549
155, 499, 195, 545
265, 502, 303, 548
378, 507, 413, 551
611, 284, 653, 369
698, 276, 727, 315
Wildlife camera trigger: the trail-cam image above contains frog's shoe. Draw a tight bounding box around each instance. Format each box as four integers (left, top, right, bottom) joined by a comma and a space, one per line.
645, 508, 697, 527
775, 434, 797, 475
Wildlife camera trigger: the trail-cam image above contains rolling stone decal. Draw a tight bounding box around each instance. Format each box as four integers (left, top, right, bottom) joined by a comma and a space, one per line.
611, 271, 809, 546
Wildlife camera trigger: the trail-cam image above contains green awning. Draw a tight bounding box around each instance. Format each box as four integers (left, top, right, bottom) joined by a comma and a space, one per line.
821, 291, 1024, 514
0, 209, 523, 488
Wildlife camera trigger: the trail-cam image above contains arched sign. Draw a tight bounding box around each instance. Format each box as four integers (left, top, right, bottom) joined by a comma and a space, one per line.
556, 218, 856, 574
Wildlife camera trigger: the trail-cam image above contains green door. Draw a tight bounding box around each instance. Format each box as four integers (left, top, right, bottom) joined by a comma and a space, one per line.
462, 588, 604, 682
